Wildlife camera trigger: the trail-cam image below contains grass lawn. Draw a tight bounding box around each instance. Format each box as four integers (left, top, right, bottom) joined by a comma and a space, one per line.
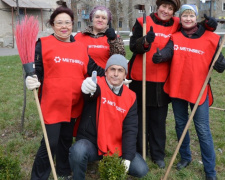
0, 48, 224, 179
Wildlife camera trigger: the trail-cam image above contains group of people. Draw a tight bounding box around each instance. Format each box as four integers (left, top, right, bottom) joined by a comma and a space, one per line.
25, 0, 225, 180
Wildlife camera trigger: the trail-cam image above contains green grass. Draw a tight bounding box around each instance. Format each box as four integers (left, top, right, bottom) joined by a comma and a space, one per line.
0, 48, 224, 179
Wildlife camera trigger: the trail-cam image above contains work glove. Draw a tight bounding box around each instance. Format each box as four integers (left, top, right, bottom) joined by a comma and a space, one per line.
81, 77, 97, 94
25, 75, 41, 90
152, 48, 163, 64
105, 28, 116, 40
122, 159, 131, 173
146, 26, 155, 44
123, 79, 132, 88
213, 54, 225, 73
204, 14, 218, 30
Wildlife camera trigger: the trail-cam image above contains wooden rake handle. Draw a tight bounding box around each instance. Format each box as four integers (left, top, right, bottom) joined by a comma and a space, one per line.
142, 11, 147, 161
163, 34, 225, 180
33, 89, 58, 180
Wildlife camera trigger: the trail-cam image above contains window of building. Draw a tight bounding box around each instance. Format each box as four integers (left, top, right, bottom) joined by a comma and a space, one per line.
119, 21, 122, 28
78, 21, 81, 28
149, 6, 153, 13
77, 9, 81, 15
223, 2, 225, 11
19, 9, 25, 16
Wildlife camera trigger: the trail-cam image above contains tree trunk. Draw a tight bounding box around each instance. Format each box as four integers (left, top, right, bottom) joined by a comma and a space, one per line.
71, 0, 78, 32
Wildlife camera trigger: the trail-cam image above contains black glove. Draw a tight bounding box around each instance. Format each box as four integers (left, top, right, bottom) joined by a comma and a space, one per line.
146, 26, 155, 44
213, 54, 225, 73
152, 48, 163, 64
105, 28, 116, 40
204, 14, 218, 29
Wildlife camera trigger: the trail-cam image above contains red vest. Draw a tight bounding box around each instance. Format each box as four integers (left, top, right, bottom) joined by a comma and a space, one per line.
40, 35, 89, 124
75, 33, 110, 68
130, 16, 180, 82
96, 77, 136, 156
164, 31, 220, 105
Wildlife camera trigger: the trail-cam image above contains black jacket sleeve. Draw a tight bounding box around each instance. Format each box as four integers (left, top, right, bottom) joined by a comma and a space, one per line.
212, 38, 225, 73
122, 99, 138, 161
158, 40, 174, 62
130, 20, 151, 54
34, 39, 43, 81
87, 56, 105, 77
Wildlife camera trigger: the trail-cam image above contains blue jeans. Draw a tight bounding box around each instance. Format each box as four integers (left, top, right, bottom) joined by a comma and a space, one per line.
69, 139, 149, 180
172, 97, 216, 177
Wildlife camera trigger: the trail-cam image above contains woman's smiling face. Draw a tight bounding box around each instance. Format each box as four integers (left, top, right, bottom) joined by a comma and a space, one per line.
52, 13, 73, 41
180, 11, 197, 29
157, 3, 174, 21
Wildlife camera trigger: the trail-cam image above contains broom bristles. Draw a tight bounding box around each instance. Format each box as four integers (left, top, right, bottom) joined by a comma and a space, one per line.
15, 15, 39, 64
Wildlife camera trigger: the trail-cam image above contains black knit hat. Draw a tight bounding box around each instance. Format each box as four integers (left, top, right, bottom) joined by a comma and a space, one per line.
156, 0, 181, 12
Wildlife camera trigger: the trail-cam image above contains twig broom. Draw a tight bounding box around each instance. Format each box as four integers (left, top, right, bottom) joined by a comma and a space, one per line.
15, 15, 58, 180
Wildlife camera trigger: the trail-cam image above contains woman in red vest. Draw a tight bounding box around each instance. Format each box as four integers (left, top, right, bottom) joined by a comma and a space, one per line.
74, 5, 125, 69
152, 4, 225, 180
128, 0, 217, 168
25, 5, 104, 180
69, 54, 149, 180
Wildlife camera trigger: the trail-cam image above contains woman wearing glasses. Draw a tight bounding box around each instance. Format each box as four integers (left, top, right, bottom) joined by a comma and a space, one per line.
25, 6, 104, 179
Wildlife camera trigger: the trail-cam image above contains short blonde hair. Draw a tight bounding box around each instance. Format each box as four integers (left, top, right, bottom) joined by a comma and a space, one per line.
181, 9, 196, 16
94, 10, 108, 20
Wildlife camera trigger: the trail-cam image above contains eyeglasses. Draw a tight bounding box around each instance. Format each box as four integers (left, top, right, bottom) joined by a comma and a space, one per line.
54, 20, 73, 27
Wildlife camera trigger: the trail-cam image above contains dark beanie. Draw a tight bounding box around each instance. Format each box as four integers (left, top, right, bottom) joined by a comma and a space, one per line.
156, 0, 181, 12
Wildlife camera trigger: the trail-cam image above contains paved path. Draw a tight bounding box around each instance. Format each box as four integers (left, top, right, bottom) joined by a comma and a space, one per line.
0, 48, 19, 56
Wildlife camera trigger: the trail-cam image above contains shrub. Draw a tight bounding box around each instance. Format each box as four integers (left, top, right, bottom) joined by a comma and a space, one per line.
0, 146, 22, 180
98, 151, 128, 180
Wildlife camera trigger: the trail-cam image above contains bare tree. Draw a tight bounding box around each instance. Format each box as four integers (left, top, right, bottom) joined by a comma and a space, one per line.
71, 0, 78, 31
128, 0, 133, 32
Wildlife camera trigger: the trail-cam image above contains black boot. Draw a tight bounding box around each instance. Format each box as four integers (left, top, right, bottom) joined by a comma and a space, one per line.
176, 159, 191, 170
153, 160, 165, 169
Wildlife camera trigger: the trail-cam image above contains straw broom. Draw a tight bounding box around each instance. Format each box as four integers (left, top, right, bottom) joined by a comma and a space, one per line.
15, 15, 58, 180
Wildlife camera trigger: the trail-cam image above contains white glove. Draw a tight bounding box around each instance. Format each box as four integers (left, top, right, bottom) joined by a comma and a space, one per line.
81, 77, 97, 94
123, 79, 132, 88
25, 75, 41, 90
122, 159, 131, 173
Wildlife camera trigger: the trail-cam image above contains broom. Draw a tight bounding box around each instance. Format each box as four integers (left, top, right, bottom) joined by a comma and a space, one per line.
15, 15, 58, 180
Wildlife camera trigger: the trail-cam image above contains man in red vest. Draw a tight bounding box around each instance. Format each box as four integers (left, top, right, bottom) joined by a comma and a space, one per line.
69, 54, 149, 180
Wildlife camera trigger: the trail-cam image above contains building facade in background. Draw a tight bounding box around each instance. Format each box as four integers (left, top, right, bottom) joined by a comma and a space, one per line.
0, 0, 224, 48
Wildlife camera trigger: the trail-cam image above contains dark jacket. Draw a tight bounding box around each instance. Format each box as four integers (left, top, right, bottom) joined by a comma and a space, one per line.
129, 13, 173, 107
76, 80, 138, 161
